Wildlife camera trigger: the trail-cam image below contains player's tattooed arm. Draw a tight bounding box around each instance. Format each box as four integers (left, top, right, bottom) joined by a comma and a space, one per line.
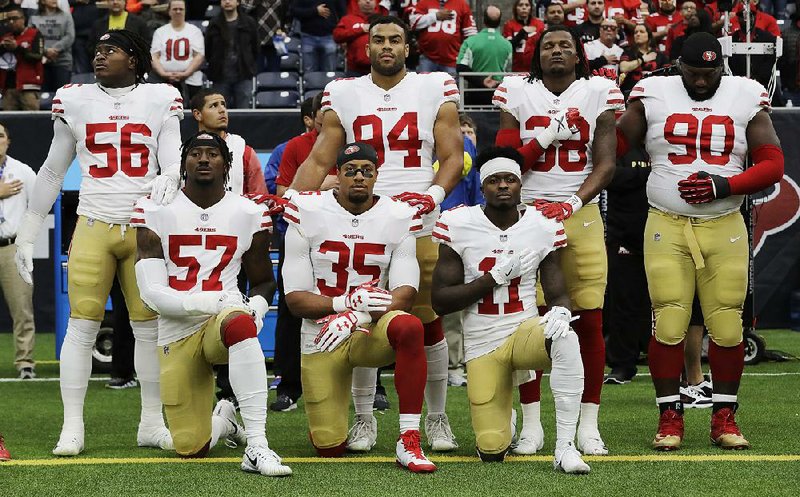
616, 98, 647, 155
136, 226, 165, 261
539, 250, 571, 312
431, 244, 497, 316
432, 101, 466, 196
575, 109, 616, 204
242, 229, 277, 305
291, 110, 346, 192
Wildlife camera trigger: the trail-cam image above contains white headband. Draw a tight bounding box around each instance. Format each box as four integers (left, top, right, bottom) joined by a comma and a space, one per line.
479, 157, 522, 184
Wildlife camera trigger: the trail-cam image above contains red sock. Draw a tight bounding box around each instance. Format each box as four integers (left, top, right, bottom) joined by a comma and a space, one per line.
423, 317, 444, 346
708, 341, 744, 382
519, 373, 543, 403
388, 314, 427, 414
573, 309, 605, 404
647, 336, 684, 380
222, 314, 257, 348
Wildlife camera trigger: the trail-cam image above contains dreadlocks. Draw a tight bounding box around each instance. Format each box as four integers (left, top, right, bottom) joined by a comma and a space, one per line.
96, 29, 153, 83
180, 132, 233, 187
527, 25, 590, 83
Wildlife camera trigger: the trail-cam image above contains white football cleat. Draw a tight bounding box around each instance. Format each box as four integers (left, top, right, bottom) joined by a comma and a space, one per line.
577, 431, 608, 456
241, 444, 293, 477
512, 436, 545, 455
396, 430, 437, 473
425, 413, 458, 452
137, 424, 174, 450
52, 431, 84, 456
554, 442, 591, 474
346, 413, 377, 452
213, 399, 247, 448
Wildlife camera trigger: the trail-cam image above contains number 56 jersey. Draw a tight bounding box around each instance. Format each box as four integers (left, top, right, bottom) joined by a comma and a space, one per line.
629, 76, 769, 218
433, 205, 566, 362
131, 191, 271, 346
52, 83, 184, 224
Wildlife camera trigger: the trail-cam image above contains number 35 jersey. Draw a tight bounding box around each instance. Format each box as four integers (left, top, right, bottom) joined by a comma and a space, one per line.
629, 76, 769, 218
131, 191, 271, 345
52, 83, 184, 224
494, 75, 624, 204
433, 205, 566, 362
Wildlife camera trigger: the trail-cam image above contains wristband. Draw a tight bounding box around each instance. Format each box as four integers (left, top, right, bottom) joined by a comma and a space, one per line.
332, 295, 347, 313
566, 194, 583, 214
249, 295, 269, 318
426, 184, 446, 206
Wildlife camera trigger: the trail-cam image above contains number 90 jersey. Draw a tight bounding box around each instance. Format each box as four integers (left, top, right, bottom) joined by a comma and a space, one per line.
629, 76, 769, 218
52, 83, 184, 224
433, 205, 566, 362
131, 191, 271, 345
493, 75, 624, 204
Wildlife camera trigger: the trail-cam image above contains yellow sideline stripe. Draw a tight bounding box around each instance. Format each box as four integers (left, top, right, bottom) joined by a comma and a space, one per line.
4, 454, 800, 467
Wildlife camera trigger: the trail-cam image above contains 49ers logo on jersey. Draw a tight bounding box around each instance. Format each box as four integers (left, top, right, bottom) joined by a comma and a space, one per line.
753, 175, 800, 255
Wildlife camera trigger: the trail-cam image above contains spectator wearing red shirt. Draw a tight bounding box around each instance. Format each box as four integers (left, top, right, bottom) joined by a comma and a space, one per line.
605, 0, 644, 36
664, 0, 696, 56
503, 0, 544, 72
645, 0, 682, 50
409, 0, 477, 76
334, 0, 375, 76
730, 0, 781, 37
347, 0, 388, 14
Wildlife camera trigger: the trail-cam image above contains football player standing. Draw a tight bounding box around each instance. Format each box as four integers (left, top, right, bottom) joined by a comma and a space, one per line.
616, 32, 783, 450
431, 147, 588, 473
493, 25, 621, 455
289, 15, 465, 452
283, 142, 436, 473
14, 30, 183, 456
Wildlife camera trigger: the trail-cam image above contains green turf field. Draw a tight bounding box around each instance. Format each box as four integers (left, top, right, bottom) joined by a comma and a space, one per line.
1, 331, 799, 496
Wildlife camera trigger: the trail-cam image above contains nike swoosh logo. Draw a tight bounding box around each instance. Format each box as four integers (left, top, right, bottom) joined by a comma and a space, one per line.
583, 221, 595, 227
730, 236, 742, 243
248, 455, 259, 467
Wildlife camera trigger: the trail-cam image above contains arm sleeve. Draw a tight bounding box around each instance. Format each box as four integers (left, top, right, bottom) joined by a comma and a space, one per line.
157, 115, 183, 177
134, 258, 190, 317
282, 224, 316, 294
387, 235, 420, 291
27, 118, 77, 217
243, 145, 268, 195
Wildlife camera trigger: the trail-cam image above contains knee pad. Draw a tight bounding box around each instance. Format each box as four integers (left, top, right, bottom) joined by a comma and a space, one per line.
477, 447, 507, 462
653, 306, 690, 346
310, 430, 347, 456
706, 310, 743, 347
387, 313, 424, 349
222, 314, 257, 348
70, 295, 107, 322
177, 438, 210, 458
476, 430, 511, 457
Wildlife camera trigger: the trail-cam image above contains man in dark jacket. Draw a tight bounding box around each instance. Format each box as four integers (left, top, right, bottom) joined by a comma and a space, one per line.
89, 0, 151, 55
205, 0, 259, 109
291, 0, 346, 72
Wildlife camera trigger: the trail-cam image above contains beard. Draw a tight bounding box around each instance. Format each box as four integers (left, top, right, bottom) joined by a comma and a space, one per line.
371, 53, 405, 77
681, 74, 722, 101
347, 190, 370, 204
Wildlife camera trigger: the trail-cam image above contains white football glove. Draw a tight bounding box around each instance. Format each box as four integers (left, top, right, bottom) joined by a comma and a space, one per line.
314, 310, 371, 353
332, 279, 393, 313
540, 306, 572, 340
182, 292, 249, 316
14, 211, 46, 285
489, 252, 522, 285
536, 108, 579, 148
150, 173, 180, 205
248, 295, 269, 333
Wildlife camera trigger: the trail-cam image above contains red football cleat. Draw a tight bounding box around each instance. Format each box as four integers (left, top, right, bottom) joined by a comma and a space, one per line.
653, 409, 684, 451
711, 407, 750, 450
0, 434, 11, 461
396, 430, 436, 473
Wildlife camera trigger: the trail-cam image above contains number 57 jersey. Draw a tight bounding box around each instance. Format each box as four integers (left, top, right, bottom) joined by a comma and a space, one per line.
131, 191, 271, 346
629, 75, 769, 218
52, 83, 184, 224
433, 205, 566, 362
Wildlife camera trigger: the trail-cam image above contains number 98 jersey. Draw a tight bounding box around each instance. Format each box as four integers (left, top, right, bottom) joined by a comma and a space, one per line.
629, 76, 769, 218
433, 205, 566, 362
52, 83, 184, 224
494, 75, 624, 204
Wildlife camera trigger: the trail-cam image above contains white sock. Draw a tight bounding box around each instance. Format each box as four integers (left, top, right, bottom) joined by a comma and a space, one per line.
711, 393, 737, 403
549, 332, 584, 448
352, 367, 377, 416
578, 402, 601, 437
656, 395, 681, 405
210, 415, 233, 449
131, 320, 164, 428
228, 338, 268, 447
399, 414, 421, 434
59, 318, 100, 433
424, 339, 448, 416
519, 401, 541, 440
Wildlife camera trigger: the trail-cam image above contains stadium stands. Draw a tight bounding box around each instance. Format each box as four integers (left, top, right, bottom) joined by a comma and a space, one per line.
256, 72, 301, 92
303, 72, 344, 91
255, 90, 301, 109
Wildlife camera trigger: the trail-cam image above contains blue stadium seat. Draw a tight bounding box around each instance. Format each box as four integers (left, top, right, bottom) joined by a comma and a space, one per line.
303, 71, 344, 90
284, 36, 302, 54
280, 53, 301, 72
256, 71, 300, 91
70, 72, 95, 84
255, 90, 300, 109
187, 19, 206, 33
40, 92, 54, 110
303, 89, 322, 101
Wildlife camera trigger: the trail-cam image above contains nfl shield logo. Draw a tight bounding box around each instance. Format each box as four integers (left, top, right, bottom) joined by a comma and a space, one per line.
500, 234, 508, 242
114, 102, 121, 109
654, 232, 661, 241
384, 94, 391, 102
352, 219, 359, 227
201, 213, 209, 222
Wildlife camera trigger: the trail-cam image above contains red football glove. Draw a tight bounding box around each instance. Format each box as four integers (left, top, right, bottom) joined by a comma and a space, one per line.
392, 191, 437, 215
592, 67, 618, 81
677, 171, 729, 204
244, 193, 289, 215
533, 199, 574, 222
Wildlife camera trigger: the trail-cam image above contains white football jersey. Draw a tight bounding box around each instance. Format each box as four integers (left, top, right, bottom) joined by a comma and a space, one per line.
321, 72, 460, 235
493, 75, 624, 203
225, 133, 246, 195
150, 22, 205, 86
52, 83, 184, 224
283, 190, 422, 353
131, 191, 271, 346
433, 205, 566, 362
629, 76, 769, 218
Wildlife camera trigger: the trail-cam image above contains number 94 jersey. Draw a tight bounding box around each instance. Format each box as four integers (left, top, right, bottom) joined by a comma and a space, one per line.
433, 205, 566, 362
493, 75, 624, 204
131, 191, 271, 345
52, 83, 184, 224
629, 76, 769, 218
